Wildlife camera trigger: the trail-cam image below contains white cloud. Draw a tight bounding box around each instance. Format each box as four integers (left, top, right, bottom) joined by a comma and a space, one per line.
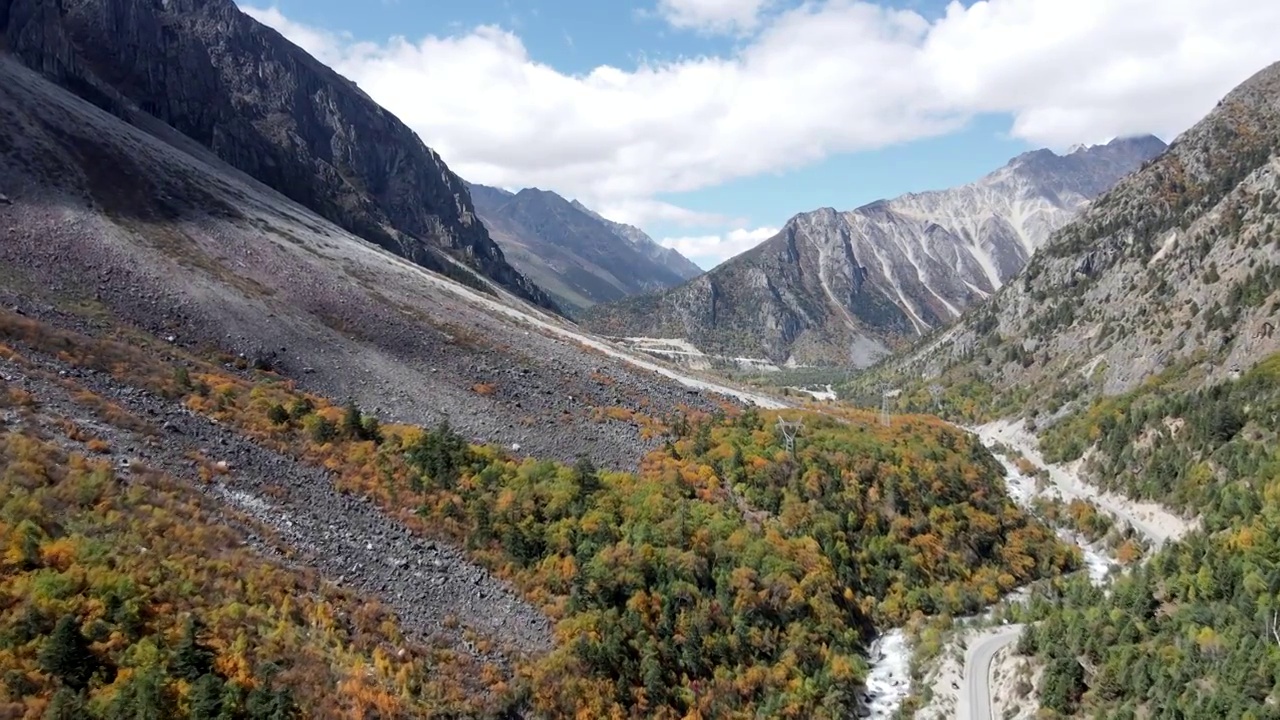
660, 226, 780, 268
241, 0, 1280, 246
655, 0, 775, 34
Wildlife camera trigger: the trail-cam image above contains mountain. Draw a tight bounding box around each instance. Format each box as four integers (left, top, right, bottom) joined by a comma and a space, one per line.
467, 183, 701, 314
0, 5, 757, 476
878, 60, 1280, 720
581, 137, 1166, 366
0, 0, 557, 313
861, 60, 1280, 425
569, 199, 704, 280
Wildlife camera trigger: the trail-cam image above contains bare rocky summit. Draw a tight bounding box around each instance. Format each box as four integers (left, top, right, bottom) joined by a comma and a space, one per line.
1, 0, 557, 312
582, 137, 1164, 366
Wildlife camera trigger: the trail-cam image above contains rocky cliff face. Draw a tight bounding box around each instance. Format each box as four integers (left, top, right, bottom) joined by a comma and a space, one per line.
582, 137, 1165, 365
872, 61, 1280, 415
0, 0, 557, 312
468, 183, 699, 314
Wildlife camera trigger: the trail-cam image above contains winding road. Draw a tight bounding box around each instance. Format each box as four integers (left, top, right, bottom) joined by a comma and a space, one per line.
959, 625, 1025, 720
949, 420, 1192, 718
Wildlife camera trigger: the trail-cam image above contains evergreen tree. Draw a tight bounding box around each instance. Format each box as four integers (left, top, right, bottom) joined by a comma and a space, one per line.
172, 616, 214, 681
38, 615, 95, 690
246, 684, 298, 720
43, 688, 90, 720
287, 397, 313, 420
406, 420, 469, 488
217, 681, 246, 720
692, 421, 712, 456
1040, 656, 1086, 714
307, 416, 336, 444
17, 520, 43, 570
189, 674, 225, 720
341, 400, 364, 440
106, 665, 173, 720
572, 455, 601, 497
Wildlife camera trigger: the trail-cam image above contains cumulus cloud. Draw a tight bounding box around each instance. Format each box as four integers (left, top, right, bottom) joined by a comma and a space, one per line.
660, 227, 781, 269
654, 0, 775, 34
241, 0, 1280, 253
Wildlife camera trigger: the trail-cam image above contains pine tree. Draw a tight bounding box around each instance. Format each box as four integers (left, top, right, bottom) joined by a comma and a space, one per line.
247, 685, 298, 720
287, 397, 313, 420
573, 455, 601, 496
44, 688, 90, 720
217, 681, 246, 720
16, 520, 43, 570
341, 400, 364, 440
189, 674, 225, 720
307, 416, 336, 444
39, 615, 95, 690
173, 616, 214, 681
106, 665, 173, 720
641, 642, 666, 708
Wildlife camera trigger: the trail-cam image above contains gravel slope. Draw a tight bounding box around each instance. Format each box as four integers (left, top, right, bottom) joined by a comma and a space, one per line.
0, 55, 783, 474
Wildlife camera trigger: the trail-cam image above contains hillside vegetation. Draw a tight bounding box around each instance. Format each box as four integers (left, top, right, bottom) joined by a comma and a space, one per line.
1007, 354, 1280, 718
0, 310, 1077, 718
0, 399, 512, 719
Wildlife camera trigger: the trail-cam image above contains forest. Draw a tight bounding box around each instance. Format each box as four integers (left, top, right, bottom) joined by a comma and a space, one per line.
1009, 353, 1280, 718
0, 390, 514, 719
0, 313, 1078, 718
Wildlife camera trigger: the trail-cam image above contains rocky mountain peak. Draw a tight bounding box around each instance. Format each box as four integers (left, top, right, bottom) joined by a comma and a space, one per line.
877, 60, 1280, 412
582, 136, 1164, 365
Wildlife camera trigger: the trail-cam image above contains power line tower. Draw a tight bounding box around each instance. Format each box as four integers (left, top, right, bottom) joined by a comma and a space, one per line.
776, 416, 803, 457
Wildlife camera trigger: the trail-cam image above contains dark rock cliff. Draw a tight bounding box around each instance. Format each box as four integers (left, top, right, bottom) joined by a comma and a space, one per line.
0, 0, 558, 313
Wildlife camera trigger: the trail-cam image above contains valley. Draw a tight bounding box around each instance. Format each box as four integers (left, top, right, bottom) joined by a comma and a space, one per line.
0, 0, 1277, 718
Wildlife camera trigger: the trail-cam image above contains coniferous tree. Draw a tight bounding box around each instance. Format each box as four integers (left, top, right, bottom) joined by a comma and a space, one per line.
341, 400, 364, 440
189, 674, 225, 720
43, 688, 90, 720
107, 665, 173, 720
173, 616, 214, 681
38, 615, 95, 690
573, 455, 601, 497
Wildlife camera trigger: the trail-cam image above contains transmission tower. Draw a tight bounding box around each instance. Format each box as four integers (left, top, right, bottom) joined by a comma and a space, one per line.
776, 416, 803, 456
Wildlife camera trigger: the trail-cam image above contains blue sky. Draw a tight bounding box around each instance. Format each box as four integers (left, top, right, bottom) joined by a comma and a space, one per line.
243, 0, 1273, 269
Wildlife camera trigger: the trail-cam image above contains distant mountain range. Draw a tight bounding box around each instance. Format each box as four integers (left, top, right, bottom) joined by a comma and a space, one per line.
581, 136, 1167, 365
467, 183, 702, 314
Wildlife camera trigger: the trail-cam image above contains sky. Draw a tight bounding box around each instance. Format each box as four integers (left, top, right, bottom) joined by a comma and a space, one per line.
239, 0, 1279, 270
